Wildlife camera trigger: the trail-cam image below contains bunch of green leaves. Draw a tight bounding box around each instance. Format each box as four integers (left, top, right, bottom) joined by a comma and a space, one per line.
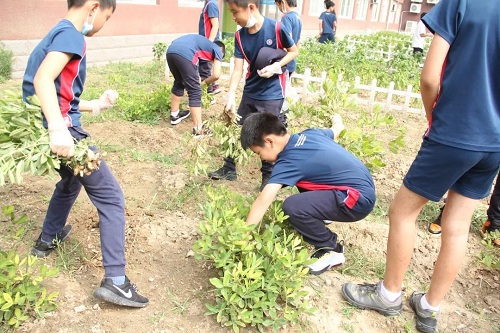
338, 106, 405, 172
152, 42, 168, 62
194, 186, 314, 332
116, 84, 171, 124
0, 207, 59, 329
0, 252, 59, 329
479, 230, 500, 269
221, 37, 235, 62
0, 42, 13, 83
0, 91, 103, 185
190, 116, 252, 176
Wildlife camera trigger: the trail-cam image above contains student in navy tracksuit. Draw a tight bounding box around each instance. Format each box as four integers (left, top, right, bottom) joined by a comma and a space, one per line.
22, 0, 148, 308
166, 34, 224, 137
208, 0, 298, 190
275, 0, 302, 75
319, 1, 337, 43
240, 113, 375, 275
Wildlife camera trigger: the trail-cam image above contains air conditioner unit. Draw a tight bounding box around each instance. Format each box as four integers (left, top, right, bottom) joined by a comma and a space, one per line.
411, 0, 423, 3
427, 0, 440, 4
405, 20, 417, 33
409, 3, 422, 13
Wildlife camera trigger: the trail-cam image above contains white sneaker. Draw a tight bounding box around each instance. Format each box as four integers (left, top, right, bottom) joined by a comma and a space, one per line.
307, 243, 345, 275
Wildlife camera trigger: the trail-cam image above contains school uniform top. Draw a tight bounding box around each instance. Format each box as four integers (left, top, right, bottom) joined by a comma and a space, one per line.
281, 11, 302, 73
167, 34, 223, 65
412, 20, 427, 49
269, 129, 376, 214
22, 19, 86, 128
235, 17, 295, 100
319, 11, 336, 35
199, 0, 220, 42
422, 0, 500, 151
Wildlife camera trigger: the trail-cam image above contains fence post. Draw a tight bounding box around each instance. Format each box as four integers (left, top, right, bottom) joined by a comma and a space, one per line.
386, 81, 395, 110
404, 84, 413, 112
302, 68, 311, 103
369, 78, 377, 109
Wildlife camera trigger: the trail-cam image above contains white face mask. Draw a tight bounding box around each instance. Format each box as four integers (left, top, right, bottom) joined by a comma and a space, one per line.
245, 6, 257, 28
82, 8, 98, 35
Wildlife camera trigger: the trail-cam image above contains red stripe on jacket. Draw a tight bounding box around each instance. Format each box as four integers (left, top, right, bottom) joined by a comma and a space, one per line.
295, 180, 360, 209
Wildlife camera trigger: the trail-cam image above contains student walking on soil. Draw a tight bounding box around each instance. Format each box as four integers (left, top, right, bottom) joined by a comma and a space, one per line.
341, 0, 500, 332
22, 0, 148, 308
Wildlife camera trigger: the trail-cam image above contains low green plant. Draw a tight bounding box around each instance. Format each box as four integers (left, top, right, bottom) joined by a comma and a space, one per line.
0, 251, 59, 329
0, 208, 59, 329
0, 43, 13, 83
152, 42, 168, 62
479, 230, 500, 269
2, 205, 31, 241
116, 84, 171, 124
193, 186, 315, 332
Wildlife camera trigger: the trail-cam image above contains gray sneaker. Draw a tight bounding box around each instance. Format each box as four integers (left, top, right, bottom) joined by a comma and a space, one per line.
409, 292, 439, 333
341, 281, 403, 316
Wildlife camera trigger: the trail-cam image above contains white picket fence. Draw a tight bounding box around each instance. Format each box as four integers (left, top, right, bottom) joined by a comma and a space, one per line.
165, 57, 424, 114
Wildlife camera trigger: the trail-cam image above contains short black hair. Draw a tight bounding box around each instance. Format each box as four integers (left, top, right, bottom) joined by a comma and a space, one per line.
68, 0, 116, 11
214, 40, 226, 59
325, 1, 335, 9
225, 0, 259, 8
240, 113, 287, 150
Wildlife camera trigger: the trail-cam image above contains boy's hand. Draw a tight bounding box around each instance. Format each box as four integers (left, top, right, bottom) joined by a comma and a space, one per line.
48, 125, 75, 157
257, 62, 282, 78
91, 90, 119, 115
331, 114, 345, 140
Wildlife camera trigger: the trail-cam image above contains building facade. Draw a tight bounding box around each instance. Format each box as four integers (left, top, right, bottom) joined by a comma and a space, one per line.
2, 0, 408, 78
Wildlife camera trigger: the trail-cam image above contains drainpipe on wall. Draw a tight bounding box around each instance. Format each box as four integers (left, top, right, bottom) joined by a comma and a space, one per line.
398, 10, 411, 32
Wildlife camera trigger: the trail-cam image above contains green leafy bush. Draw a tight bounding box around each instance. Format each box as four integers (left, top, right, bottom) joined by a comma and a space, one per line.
117, 84, 171, 124
152, 42, 168, 62
194, 186, 314, 332
0, 43, 13, 83
0, 207, 59, 329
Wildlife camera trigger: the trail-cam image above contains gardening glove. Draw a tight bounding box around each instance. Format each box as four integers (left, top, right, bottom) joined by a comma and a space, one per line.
47, 124, 75, 158
257, 62, 282, 78
90, 90, 119, 115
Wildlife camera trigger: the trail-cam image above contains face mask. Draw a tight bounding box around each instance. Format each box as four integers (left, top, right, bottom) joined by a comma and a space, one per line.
82, 8, 98, 35
245, 6, 257, 28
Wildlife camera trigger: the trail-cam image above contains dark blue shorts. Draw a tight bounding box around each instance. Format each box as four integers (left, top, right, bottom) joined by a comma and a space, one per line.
237, 94, 285, 125
404, 138, 500, 202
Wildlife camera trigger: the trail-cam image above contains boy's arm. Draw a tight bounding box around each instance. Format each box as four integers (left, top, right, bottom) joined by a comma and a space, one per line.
208, 17, 219, 42
420, 33, 450, 121
246, 183, 282, 225
34, 51, 75, 157
224, 57, 244, 112
202, 59, 221, 84
318, 19, 323, 35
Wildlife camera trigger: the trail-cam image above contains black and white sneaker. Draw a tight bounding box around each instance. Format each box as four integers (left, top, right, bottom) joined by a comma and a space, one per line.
93, 276, 149, 308
31, 225, 73, 258
170, 110, 191, 125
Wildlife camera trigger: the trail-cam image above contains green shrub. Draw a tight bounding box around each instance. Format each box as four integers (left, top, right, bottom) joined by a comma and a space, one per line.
0, 43, 13, 83
194, 186, 314, 332
152, 42, 168, 62
0, 207, 59, 329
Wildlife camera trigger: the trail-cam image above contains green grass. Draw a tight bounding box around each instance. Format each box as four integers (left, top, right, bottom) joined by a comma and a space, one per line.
340, 245, 385, 279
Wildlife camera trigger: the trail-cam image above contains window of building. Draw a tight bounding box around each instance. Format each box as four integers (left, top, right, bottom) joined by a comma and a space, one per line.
309, 0, 326, 17
370, 2, 381, 21
117, 0, 157, 4
355, 0, 369, 20
339, 0, 355, 18
178, 0, 204, 7
379, 0, 389, 22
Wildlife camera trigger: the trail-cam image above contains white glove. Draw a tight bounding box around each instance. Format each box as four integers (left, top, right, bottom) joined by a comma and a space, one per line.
224, 93, 236, 113
257, 62, 283, 78
48, 124, 75, 157
91, 90, 119, 115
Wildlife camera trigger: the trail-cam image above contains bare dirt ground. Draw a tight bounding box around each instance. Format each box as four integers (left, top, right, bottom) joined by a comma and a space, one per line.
1, 86, 499, 333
